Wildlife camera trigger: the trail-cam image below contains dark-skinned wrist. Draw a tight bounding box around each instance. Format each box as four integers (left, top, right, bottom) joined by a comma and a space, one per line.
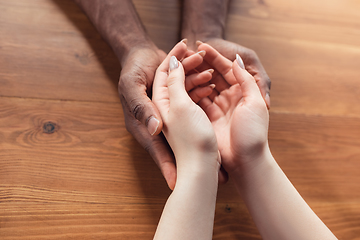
74, 0, 156, 66
118, 40, 159, 67
181, 0, 229, 48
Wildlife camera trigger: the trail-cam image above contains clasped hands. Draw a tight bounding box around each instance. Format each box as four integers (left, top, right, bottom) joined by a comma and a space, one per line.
152, 40, 270, 185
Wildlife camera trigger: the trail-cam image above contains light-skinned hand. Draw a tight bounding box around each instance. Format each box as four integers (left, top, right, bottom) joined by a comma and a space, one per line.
152, 42, 220, 177
197, 43, 269, 176
199, 38, 271, 109
119, 41, 222, 189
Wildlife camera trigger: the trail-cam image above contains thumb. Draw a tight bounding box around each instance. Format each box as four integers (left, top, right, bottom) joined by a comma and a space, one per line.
232, 54, 263, 101
167, 56, 190, 104
119, 72, 163, 136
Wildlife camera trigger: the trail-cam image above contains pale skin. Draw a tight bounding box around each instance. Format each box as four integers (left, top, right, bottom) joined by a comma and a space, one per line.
152, 41, 219, 240
74, 0, 271, 190
152, 41, 338, 240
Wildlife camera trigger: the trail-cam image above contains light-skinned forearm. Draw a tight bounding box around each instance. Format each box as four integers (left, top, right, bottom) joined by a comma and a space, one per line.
232, 148, 337, 240
153, 155, 219, 240
181, 0, 230, 46
74, 0, 156, 65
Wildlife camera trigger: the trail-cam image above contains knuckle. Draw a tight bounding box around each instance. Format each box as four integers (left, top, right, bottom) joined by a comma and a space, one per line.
119, 93, 147, 131
248, 50, 258, 61
130, 100, 146, 122
166, 75, 178, 87
239, 47, 258, 63
191, 92, 200, 103
248, 48, 257, 57
143, 142, 153, 154
244, 48, 256, 57
118, 70, 153, 123
119, 100, 136, 134
118, 74, 129, 93
119, 69, 148, 93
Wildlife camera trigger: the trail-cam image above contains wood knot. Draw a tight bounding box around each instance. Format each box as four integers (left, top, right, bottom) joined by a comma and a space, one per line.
225, 204, 231, 213
43, 121, 57, 134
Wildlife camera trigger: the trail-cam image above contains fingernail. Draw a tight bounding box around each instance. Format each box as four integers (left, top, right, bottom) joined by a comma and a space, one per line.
196, 40, 204, 47
236, 54, 245, 69
147, 116, 160, 136
206, 69, 214, 74
181, 38, 188, 44
169, 56, 179, 71
209, 84, 216, 89
197, 50, 206, 57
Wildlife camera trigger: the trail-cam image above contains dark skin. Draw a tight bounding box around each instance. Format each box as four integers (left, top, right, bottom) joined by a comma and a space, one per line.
182, 0, 271, 107
74, 0, 271, 190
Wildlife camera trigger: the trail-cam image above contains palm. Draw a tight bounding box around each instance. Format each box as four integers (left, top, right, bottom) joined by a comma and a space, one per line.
206, 38, 271, 108
206, 85, 267, 172
197, 42, 269, 174
207, 85, 241, 162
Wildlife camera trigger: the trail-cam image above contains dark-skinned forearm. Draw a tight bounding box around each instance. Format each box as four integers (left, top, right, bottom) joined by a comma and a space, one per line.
181, 0, 230, 46
74, 0, 155, 65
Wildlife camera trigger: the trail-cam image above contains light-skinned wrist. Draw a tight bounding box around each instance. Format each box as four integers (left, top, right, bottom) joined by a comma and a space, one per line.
175, 164, 219, 191
175, 152, 220, 179
231, 151, 278, 200
229, 145, 274, 180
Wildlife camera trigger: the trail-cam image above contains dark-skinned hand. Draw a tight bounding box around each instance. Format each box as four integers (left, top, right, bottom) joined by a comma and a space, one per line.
118, 47, 179, 189
118, 42, 228, 190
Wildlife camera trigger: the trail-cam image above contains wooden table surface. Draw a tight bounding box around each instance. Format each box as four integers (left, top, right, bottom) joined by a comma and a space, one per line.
1, 0, 360, 239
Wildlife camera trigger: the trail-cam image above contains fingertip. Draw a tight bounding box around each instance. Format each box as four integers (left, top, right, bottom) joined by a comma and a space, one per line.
163, 164, 177, 190
265, 92, 271, 109
206, 69, 214, 74
200, 70, 214, 83
147, 115, 163, 136
198, 50, 206, 57
169, 59, 184, 76
169, 55, 179, 72
164, 41, 188, 66
181, 51, 205, 73
167, 61, 189, 102
232, 59, 247, 83
189, 84, 216, 103
232, 59, 262, 100
147, 116, 159, 136
236, 54, 245, 69
197, 41, 206, 52
185, 49, 196, 58
197, 43, 233, 77
168, 178, 176, 191
177, 40, 188, 51
218, 165, 229, 184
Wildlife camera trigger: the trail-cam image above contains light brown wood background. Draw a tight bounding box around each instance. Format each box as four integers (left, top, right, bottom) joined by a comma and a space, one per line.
1, 0, 360, 239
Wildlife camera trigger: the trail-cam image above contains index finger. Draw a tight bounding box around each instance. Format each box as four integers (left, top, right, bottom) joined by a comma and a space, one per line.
197, 42, 233, 77
158, 40, 188, 73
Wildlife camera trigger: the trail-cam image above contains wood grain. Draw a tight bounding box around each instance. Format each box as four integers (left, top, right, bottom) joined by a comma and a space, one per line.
1, 0, 360, 239
0, 0, 120, 102
227, 0, 360, 117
